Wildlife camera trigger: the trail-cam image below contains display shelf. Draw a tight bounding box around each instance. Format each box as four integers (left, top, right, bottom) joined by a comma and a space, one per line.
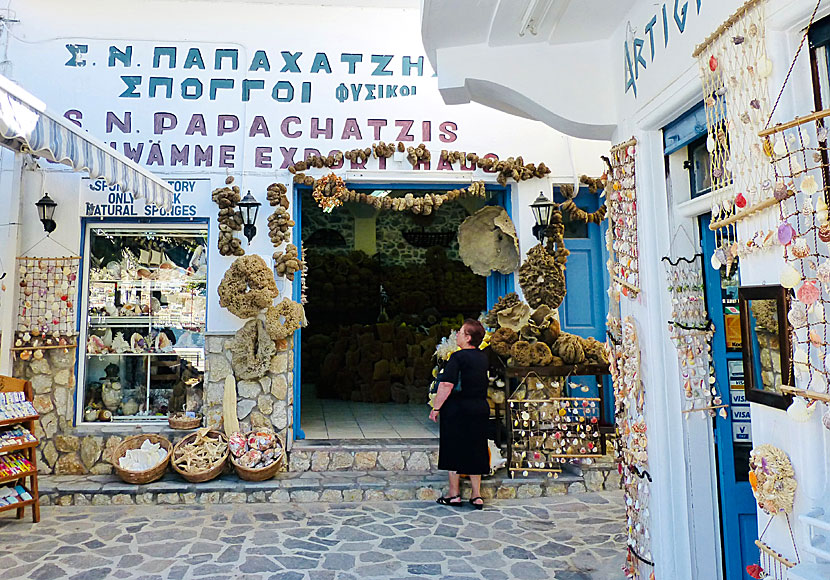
0, 415, 39, 429
505, 364, 611, 377
0, 375, 39, 523
90, 278, 206, 286
0, 439, 39, 455
0, 468, 35, 486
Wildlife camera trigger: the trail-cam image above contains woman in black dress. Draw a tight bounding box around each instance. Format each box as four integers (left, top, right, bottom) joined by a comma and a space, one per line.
429, 319, 490, 509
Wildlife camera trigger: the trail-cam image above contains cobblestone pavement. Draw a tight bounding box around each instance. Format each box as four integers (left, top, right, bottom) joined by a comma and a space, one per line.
0, 491, 626, 580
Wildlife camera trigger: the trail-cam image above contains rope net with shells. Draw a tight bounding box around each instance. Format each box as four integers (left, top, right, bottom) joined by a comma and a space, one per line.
766, 109, 830, 401
696, 0, 778, 261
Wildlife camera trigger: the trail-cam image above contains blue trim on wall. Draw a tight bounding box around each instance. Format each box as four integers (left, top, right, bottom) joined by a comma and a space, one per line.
291, 181, 512, 441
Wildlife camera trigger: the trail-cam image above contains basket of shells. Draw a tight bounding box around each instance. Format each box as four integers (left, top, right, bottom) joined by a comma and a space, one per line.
168, 412, 203, 430
228, 430, 284, 481
171, 428, 229, 483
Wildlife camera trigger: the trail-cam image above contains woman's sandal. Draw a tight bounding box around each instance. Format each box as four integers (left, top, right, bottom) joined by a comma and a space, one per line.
469, 496, 484, 510
436, 495, 463, 507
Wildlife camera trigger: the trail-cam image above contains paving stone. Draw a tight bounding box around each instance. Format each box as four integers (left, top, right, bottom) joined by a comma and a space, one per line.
408, 563, 443, 575
322, 553, 355, 570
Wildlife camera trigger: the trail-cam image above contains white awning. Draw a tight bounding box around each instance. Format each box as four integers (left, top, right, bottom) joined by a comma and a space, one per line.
0, 74, 173, 210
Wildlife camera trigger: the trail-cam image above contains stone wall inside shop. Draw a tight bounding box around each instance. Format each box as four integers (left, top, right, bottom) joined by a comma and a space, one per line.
203, 332, 294, 456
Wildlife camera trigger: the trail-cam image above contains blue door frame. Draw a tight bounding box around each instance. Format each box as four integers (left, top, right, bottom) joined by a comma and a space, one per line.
292, 182, 513, 440
699, 215, 758, 579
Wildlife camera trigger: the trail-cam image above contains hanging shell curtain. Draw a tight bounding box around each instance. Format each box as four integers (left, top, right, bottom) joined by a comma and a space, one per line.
694, 0, 777, 266
608, 316, 654, 578
607, 138, 640, 300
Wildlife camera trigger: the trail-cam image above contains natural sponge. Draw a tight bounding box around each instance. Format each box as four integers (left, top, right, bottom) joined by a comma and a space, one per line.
491, 327, 519, 357
510, 340, 534, 367
273, 244, 303, 281
552, 333, 586, 365
228, 319, 276, 380
265, 298, 306, 341
530, 342, 553, 366
218, 255, 279, 319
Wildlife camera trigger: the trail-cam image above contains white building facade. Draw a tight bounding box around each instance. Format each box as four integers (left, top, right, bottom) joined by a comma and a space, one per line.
422, 1, 830, 579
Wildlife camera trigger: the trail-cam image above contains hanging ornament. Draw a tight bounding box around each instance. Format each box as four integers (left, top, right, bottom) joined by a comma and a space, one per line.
709, 55, 718, 71
735, 192, 747, 208
792, 237, 811, 259
801, 175, 819, 195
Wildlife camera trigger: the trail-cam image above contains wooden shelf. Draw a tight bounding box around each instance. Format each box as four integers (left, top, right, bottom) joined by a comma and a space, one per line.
0, 415, 38, 429
0, 468, 35, 486
0, 439, 38, 455
505, 364, 610, 377
0, 375, 40, 523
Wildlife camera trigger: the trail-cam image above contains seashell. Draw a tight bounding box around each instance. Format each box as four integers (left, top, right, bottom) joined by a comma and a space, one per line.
709, 55, 718, 72
32, 349, 43, 360
801, 175, 819, 195
792, 237, 811, 258
798, 280, 821, 305
810, 329, 823, 346
19, 350, 31, 361
774, 138, 788, 157
777, 222, 796, 245
788, 303, 808, 327
735, 192, 747, 208
710, 253, 722, 270
818, 261, 830, 286
823, 408, 830, 430
750, 99, 761, 110
774, 181, 789, 200
787, 397, 815, 422
707, 135, 716, 153
758, 57, 773, 78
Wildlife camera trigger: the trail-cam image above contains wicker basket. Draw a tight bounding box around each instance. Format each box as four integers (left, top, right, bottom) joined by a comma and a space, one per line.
171, 430, 228, 483
168, 413, 202, 430
230, 434, 284, 482
111, 434, 172, 485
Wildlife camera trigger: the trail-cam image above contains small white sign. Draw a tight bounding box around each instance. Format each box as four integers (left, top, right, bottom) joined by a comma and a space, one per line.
730, 391, 747, 406
732, 422, 752, 443
732, 407, 751, 422
80, 177, 211, 218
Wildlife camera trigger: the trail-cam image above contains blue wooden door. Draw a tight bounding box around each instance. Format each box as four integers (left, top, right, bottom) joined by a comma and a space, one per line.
553, 187, 608, 408
699, 215, 758, 579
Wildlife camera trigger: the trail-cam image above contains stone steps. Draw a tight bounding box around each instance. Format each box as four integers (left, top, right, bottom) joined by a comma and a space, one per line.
39, 464, 619, 507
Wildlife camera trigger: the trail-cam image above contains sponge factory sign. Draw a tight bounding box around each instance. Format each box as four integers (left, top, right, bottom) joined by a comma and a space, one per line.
80, 177, 211, 218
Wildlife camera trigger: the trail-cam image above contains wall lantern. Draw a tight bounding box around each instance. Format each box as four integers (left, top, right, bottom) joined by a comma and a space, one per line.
530, 191, 555, 243
35, 192, 58, 234
237, 190, 261, 244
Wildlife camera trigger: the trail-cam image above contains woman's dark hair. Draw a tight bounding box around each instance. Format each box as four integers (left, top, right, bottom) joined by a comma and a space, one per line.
463, 319, 486, 347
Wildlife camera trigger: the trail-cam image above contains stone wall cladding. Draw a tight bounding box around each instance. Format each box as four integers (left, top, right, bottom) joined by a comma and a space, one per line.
203, 332, 294, 457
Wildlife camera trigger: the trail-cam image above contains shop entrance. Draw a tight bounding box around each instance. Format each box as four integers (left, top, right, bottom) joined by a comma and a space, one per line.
700, 215, 758, 579
296, 184, 509, 440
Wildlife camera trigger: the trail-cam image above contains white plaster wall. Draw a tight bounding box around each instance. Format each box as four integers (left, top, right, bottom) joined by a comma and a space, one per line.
0, 0, 607, 337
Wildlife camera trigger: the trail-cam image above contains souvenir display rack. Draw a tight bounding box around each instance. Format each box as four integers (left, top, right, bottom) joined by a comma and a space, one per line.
504, 364, 611, 478
80, 226, 207, 422
663, 254, 728, 417
0, 375, 39, 523
607, 138, 640, 299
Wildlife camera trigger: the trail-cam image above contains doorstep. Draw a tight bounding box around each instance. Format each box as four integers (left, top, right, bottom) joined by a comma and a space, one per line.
38, 463, 618, 507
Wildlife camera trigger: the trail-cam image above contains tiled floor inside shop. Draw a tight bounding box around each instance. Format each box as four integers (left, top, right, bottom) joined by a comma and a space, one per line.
301, 385, 439, 439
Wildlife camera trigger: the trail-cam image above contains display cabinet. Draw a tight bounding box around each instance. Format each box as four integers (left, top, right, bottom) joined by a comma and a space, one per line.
79, 226, 208, 422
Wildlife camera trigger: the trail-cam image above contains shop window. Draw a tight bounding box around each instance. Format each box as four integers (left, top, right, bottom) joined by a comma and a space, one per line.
79, 225, 207, 422
688, 136, 712, 198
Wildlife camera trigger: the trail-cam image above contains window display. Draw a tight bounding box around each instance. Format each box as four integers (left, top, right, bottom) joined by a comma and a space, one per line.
79, 225, 207, 422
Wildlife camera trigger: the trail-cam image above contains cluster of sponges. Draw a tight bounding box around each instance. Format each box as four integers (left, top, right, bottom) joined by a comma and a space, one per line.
217, 255, 279, 319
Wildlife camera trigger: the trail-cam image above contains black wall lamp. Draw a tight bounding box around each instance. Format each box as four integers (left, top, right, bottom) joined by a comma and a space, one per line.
35, 192, 57, 234
530, 191, 555, 244
237, 190, 261, 244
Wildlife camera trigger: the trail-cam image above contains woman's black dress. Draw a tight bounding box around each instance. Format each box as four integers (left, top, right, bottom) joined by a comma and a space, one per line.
437, 348, 490, 475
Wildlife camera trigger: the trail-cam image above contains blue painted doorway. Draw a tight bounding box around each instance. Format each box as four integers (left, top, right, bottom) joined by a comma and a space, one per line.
292, 182, 513, 441
699, 215, 758, 579
552, 186, 610, 413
